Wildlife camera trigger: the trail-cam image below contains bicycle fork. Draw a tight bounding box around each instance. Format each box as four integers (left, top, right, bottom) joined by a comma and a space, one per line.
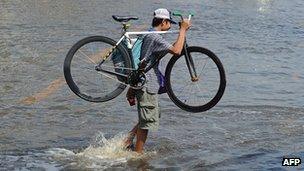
183, 42, 199, 82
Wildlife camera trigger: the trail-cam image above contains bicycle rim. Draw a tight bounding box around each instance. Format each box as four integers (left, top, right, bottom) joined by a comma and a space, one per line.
165, 46, 226, 112
64, 36, 132, 102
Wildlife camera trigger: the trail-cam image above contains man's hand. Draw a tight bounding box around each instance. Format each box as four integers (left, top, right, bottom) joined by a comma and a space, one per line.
126, 88, 135, 98
126, 88, 136, 106
180, 19, 191, 31
170, 19, 191, 55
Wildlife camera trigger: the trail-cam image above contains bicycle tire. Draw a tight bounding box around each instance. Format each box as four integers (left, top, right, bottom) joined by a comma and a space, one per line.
64, 36, 132, 102
165, 46, 226, 112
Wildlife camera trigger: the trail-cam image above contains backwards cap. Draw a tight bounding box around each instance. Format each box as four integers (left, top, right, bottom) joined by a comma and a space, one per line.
154, 8, 177, 24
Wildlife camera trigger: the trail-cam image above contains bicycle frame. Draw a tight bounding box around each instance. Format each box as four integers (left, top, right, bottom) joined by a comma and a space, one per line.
96, 30, 180, 75
97, 19, 199, 86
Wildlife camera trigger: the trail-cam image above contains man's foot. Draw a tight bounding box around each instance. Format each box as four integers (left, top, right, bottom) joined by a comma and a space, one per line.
126, 143, 135, 151
123, 133, 135, 150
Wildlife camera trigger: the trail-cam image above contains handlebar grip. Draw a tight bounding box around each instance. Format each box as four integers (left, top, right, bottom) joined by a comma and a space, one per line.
172, 11, 183, 17
188, 12, 194, 20
189, 12, 195, 16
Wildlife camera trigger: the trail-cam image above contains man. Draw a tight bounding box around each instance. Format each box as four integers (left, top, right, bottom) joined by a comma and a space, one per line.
125, 8, 191, 153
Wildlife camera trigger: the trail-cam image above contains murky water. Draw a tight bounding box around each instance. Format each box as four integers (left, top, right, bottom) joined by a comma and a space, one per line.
1, 0, 304, 170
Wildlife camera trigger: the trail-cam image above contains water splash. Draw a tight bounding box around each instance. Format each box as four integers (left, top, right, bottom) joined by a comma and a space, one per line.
42, 132, 157, 169
77, 132, 138, 160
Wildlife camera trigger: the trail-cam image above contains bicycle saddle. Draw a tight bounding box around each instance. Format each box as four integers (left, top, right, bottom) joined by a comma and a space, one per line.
112, 15, 139, 22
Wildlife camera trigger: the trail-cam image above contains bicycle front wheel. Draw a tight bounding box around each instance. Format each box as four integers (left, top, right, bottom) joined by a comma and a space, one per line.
165, 46, 226, 112
64, 36, 132, 102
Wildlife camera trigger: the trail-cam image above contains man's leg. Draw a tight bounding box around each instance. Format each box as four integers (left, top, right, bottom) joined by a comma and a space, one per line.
124, 123, 138, 148
133, 89, 158, 153
135, 128, 148, 153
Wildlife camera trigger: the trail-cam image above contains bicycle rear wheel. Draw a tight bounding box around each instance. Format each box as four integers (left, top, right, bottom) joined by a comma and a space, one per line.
64, 36, 132, 102
165, 46, 226, 112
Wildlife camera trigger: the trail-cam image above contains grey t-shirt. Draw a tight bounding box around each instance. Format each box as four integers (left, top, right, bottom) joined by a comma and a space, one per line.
140, 32, 172, 94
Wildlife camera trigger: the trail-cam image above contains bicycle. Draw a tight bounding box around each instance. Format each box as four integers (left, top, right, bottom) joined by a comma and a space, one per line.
63, 12, 226, 113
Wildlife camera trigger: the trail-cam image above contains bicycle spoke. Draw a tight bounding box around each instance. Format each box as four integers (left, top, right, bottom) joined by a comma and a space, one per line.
78, 49, 97, 64
192, 83, 204, 106
186, 83, 192, 104
195, 83, 207, 104
74, 54, 94, 64
198, 57, 209, 78
188, 83, 195, 104
181, 82, 192, 104
175, 79, 192, 94
89, 43, 95, 58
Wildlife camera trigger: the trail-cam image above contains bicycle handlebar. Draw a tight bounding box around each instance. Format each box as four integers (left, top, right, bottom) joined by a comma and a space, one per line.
172, 11, 194, 21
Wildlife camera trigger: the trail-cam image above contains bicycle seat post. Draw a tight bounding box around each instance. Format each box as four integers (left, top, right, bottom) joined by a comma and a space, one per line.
122, 22, 130, 32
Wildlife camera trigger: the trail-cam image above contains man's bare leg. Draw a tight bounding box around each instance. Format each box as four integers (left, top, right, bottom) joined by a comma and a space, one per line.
124, 123, 138, 148
135, 128, 148, 153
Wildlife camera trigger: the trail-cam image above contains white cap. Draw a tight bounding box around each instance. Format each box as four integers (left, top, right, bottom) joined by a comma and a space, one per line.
153, 8, 176, 24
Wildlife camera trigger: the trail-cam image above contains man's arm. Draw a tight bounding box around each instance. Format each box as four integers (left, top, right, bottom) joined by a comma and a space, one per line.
170, 20, 191, 55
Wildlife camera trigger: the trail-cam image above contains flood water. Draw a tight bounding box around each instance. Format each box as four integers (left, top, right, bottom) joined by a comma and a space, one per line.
0, 0, 304, 170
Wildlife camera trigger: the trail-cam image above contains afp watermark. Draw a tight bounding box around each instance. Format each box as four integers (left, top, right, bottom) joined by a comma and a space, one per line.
282, 157, 301, 166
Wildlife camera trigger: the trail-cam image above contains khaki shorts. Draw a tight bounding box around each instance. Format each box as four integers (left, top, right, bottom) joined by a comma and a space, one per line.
135, 88, 160, 131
